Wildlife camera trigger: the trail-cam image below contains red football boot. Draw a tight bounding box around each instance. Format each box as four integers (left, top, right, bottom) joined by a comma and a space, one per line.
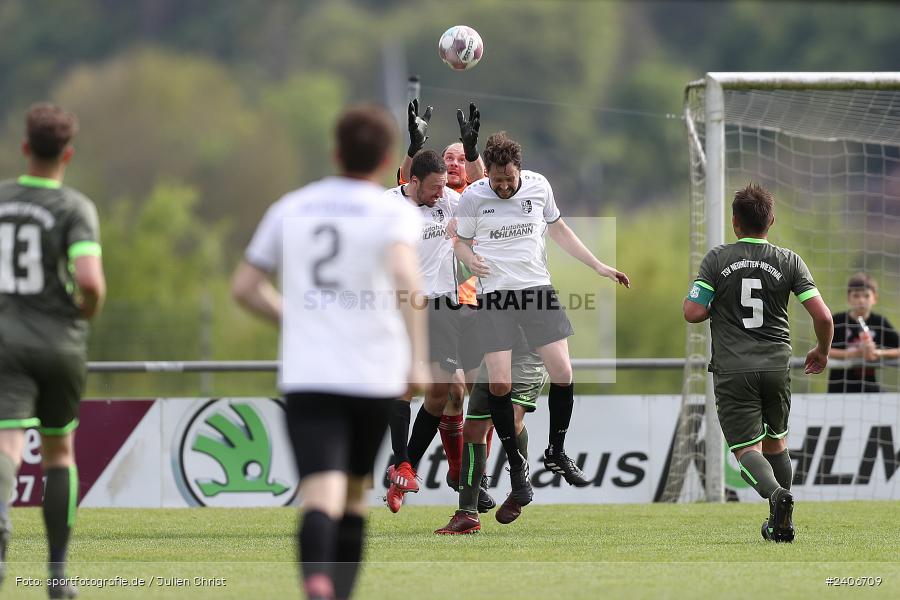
388, 462, 419, 493
434, 510, 481, 535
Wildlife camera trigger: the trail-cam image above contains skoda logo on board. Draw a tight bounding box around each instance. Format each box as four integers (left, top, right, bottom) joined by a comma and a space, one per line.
175, 398, 298, 507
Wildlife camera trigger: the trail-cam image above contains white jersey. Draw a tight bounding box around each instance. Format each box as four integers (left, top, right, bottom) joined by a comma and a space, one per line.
245, 176, 422, 397
383, 185, 459, 299
456, 170, 561, 293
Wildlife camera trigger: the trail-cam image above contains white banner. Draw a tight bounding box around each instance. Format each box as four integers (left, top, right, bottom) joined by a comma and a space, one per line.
373, 395, 680, 506
72, 394, 900, 507
729, 394, 900, 502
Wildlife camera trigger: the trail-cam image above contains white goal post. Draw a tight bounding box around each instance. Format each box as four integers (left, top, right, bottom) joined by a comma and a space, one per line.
673, 73, 900, 503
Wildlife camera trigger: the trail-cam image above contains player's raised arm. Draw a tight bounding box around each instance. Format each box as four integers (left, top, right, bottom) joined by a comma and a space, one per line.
457, 102, 486, 183
547, 218, 630, 287
399, 99, 433, 183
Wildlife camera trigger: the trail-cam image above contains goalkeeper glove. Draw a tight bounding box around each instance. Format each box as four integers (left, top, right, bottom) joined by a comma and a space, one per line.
457, 102, 481, 162
407, 98, 433, 158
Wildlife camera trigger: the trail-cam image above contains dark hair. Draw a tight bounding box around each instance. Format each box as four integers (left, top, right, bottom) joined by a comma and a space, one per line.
847, 272, 878, 294
335, 104, 396, 174
410, 149, 447, 181
732, 183, 774, 235
26, 103, 79, 161
482, 131, 522, 171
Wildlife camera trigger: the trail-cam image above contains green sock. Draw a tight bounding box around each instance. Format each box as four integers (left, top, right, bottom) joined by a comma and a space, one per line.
516, 427, 529, 461
739, 451, 780, 498
458, 443, 486, 514
43, 465, 78, 577
765, 449, 792, 490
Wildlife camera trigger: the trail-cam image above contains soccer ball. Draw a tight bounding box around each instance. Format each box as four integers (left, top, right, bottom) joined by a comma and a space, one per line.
438, 25, 484, 71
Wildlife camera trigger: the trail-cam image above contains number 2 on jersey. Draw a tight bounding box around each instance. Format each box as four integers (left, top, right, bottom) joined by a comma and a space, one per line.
311, 224, 341, 288
0, 222, 43, 294
740, 277, 763, 328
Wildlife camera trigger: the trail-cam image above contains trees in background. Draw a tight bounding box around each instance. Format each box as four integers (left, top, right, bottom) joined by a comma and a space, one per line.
0, 1, 896, 393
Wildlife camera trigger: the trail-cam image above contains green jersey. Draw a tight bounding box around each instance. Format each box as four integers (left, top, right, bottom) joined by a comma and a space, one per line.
0, 175, 101, 352
688, 238, 819, 374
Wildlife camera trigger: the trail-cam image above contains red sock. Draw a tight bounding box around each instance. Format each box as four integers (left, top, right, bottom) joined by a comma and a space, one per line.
439, 414, 464, 481
304, 574, 334, 600
485, 425, 494, 459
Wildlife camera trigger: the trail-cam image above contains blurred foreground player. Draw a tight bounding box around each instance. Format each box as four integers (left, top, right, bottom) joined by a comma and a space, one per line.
0, 103, 106, 599
683, 183, 833, 543
232, 104, 429, 600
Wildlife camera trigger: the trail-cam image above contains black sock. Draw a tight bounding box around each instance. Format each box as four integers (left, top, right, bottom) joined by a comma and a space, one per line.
458, 443, 486, 513
738, 451, 781, 499
516, 427, 529, 461
548, 383, 574, 454
488, 391, 521, 467
407, 407, 442, 469
765, 449, 793, 490
299, 510, 338, 583
42, 465, 77, 576
333, 514, 365, 600
389, 400, 411, 466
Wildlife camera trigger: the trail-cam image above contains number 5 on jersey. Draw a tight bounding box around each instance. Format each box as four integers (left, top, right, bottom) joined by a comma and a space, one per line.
740, 277, 763, 329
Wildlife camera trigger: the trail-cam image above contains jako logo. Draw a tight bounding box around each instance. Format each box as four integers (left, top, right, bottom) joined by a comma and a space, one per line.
175, 398, 298, 507
482, 208, 495, 214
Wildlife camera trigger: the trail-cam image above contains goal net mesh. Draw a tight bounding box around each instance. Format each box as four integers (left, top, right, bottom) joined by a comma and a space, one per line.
667, 82, 900, 502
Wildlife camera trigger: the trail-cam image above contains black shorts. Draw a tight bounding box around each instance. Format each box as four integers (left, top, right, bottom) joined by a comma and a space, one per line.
0, 345, 85, 434
458, 303, 485, 372
285, 393, 393, 479
476, 286, 574, 353
428, 296, 463, 373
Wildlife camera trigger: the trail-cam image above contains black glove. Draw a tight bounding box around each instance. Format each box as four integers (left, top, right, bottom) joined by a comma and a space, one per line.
457, 102, 480, 162
407, 98, 433, 158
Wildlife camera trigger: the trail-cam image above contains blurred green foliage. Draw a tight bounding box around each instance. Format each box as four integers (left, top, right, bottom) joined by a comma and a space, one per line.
0, 0, 896, 396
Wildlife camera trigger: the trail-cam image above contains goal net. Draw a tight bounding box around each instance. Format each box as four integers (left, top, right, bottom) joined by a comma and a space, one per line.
666, 73, 900, 502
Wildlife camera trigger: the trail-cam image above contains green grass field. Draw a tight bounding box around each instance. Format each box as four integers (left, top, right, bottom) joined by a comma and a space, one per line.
4, 502, 899, 599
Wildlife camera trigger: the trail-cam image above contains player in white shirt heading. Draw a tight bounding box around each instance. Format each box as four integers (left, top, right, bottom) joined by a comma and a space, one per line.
399, 102, 494, 508
454, 131, 630, 510
381, 150, 467, 513
231, 104, 429, 600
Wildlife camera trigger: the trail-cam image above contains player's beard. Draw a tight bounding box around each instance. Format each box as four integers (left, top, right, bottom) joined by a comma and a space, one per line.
418, 194, 438, 207
447, 171, 464, 192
